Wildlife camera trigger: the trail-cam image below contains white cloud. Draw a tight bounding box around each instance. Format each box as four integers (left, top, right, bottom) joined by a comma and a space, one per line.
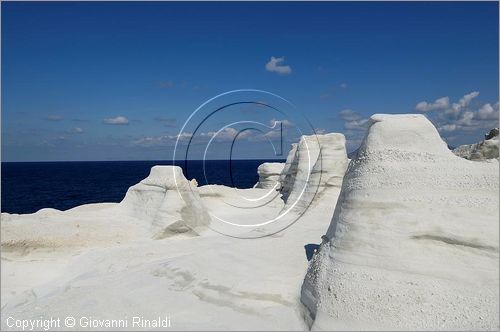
269, 119, 293, 128
337, 109, 370, 152
446, 91, 479, 117
265, 56, 292, 75
438, 124, 457, 132
458, 91, 480, 108
176, 132, 193, 140
69, 127, 84, 134
456, 111, 474, 126
338, 109, 370, 131
339, 109, 360, 121
344, 118, 370, 131
415, 96, 450, 112
133, 129, 255, 147
103, 116, 129, 125
133, 136, 168, 147
133, 124, 290, 148
261, 129, 282, 140
133, 132, 193, 147
446, 91, 480, 117
418, 91, 498, 143
205, 127, 258, 142
477, 103, 499, 120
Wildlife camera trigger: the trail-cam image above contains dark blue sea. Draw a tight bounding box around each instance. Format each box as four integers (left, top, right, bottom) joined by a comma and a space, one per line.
1, 160, 284, 214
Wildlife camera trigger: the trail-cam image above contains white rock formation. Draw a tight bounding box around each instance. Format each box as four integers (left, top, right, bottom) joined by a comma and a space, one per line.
1, 166, 210, 257
7, 118, 496, 330
120, 165, 211, 238
0, 203, 150, 255
302, 114, 499, 330
453, 128, 499, 160
280, 133, 348, 212
279, 143, 298, 200
1, 137, 349, 331
253, 162, 285, 189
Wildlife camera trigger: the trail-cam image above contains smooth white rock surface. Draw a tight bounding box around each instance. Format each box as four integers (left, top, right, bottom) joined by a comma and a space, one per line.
1, 134, 348, 331
301, 114, 499, 330
120, 165, 211, 238
281, 133, 348, 212
254, 162, 285, 189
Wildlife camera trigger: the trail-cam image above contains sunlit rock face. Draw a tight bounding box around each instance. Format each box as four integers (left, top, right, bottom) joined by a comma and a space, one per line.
279, 143, 299, 201
120, 165, 211, 238
302, 114, 499, 330
453, 128, 499, 160
254, 162, 285, 189
279, 133, 348, 212
0, 134, 349, 331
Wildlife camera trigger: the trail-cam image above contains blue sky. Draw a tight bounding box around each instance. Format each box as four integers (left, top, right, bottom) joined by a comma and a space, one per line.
2, 1, 498, 161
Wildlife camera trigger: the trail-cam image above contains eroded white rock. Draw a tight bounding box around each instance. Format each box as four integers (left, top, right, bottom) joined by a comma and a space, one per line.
254, 162, 285, 189
280, 133, 348, 212
120, 165, 210, 238
302, 114, 499, 330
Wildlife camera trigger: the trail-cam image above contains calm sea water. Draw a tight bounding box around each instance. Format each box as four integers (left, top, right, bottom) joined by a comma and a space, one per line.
1, 160, 284, 214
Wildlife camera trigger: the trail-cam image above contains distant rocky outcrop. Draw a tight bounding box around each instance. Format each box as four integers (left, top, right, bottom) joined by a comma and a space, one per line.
120, 165, 210, 238
301, 114, 499, 330
453, 128, 499, 160
279, 133, 348, 212
253, 162, 285, 189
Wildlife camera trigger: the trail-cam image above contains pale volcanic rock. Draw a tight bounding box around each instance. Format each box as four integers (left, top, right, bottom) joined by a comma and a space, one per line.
453, 128, 499, 160
120, 165, 211, 238
280, 133, 348, 212
301, 114, 499, 330
254, 162, 285, 189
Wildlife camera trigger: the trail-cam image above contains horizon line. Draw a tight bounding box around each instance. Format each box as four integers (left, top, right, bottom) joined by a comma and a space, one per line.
1, 158, 288, 163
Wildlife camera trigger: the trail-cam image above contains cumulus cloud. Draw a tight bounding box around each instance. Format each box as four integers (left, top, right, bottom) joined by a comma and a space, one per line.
458, 91, 480, 108
133, 125, 286, 148
344, 118, 370, 131
338, 109, 370, 131
418, 91, 498, 142
133, 135, 170, 147
133, 132, 193, 147
204, 127, 253, 142
103, 116, 130, 125
134, 128, 251, 147
46, 115, 64, 121
477, 103, 499, 120
339, 109, 360, 122
336, 109, 370, 151
265, 56, 292, 75
415, 96, 450, 112
445, 91, 480, 118
438, 124, 457, 132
